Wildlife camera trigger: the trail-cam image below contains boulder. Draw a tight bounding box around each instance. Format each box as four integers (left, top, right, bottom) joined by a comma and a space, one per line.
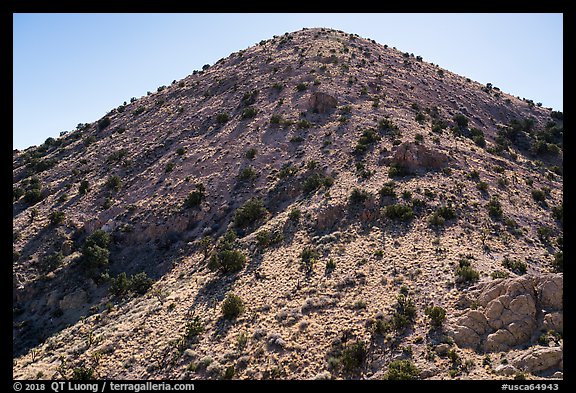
513, 346, 563, 373
494, 364, 518, 376
391, 142, 449, 171
543, 312, 563, 334
308, 92, 337, 114
59, 289, 87, 312
61, 240, 74, 256
448, 273, 562, 352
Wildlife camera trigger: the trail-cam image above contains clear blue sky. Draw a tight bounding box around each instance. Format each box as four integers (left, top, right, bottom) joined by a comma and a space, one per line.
13, 13, 563, 150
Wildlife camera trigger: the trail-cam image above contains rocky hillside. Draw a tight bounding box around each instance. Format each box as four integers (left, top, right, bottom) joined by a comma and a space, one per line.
13, 27, 563, 380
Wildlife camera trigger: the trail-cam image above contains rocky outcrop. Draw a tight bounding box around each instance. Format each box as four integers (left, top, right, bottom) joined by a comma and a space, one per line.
391, 142, 449, 171
513, 346, 563, 373
448, 274, 562, 353
59, 289, 88, 312
315, 204, 345, 231
308, 92, 337, 114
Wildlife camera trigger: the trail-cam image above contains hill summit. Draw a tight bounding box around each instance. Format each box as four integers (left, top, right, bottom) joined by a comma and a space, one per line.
13, 27, 563, 380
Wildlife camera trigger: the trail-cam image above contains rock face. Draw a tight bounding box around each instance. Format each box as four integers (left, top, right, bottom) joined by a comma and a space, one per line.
307, 92, 337, 114
59, 289, 88, 312
391, 142, 449, 171
448, 274, 562, 353
513, 346, 563, 373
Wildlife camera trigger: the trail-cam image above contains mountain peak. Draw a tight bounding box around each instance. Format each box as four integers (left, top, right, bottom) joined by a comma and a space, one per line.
13, 28, 563, 380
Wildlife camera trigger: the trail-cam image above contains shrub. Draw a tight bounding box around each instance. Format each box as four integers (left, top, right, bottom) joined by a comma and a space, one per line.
82, 230, 110, 270
326, 259, 336, 270
97, 117, 111, 131
455, 257, 479, 283
245, 148, 257, 160
486, 197, 503, 219
537, 226, 552, 243
425, 306, 446, 327
129, 272, 154, 294
48, 210, 66, 226
165, 162, 175, 173
216, 113, 230, 124
388, 163, 410, 178
270, 114, 283, 125
238, 166, 258, 181
340, 340, 367, 371
13, 186, 25, 201
553, 252, 563, 272
531, 189, 546, 202
297, 119, 312, 129
72, 366, 94, 380
415, 113, 426, 123
241, 107, 258, 119
222, 293, 245, 319
241, 90, 259, 106
79, 180, 90, 195
302, 173, 333, 194
185, 314, 205, 340
295, 83, 307, 92
384, 360, 420, 380
184, 183, 206, 209
354, 128, 380, 154
300, 246, 319, 273
233, 198, 268, 228
476, 181, 489, 192
288, 208, 301, 222
379, 182, 397, 198
256, 230, 282, 249
348, 188, 372, 206
491, 270, 510, 279
105, 175, 122, 192
24, 188, 43, 205
107, 149, 128, 163
383, 204, 414, 221
453, 114, 468, 129
176, 147, 186, 156
501, 257, 527, 274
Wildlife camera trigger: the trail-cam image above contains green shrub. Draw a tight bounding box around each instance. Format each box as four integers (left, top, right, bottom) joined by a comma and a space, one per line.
383, 204, 414, 221
211, 249, 246, 273
79, 180, 90, 195
184, 183, 206, 209
486, 197, 503, 219
241, 90, 259, 106
82, 230, 110, 270
295, 83, 307, 92
107, 149, 128, 163
302, 173, 333, 194
379, 182, 397, 198
491, 270, 510, 279
165, 162, 175, 173
256, 230, 282, 249
476, 181, 489, 192
348, 188, 372, 206
300, 246, 319, 273
453, 114, 468, 128
531, 189, 546, 202
388, 163, 410, 178
24, 188, 43, 205
185, 314, 205, 340
245, 148, 257, 160
270, 114, 283, 125
238, 166, 258, 181
233, 198, 268, 228
502, 257, 527, 274
326, 258, 337, 270
72, 366, 94, 380
48, 210, 66, 226
297, 119, 312, 129
176, 147, 186, 156
241, 107, 258, 119
288, 208, 301, 222
553, 251, 563, 272
222, 293, 245, 319
13, 186, 25, 201
384, 360, 420, 380
130, 272, 154, 294
105, 175, 122, 192
425, 306, 446, 327
133, 106, 145, 116
340, 340, 367, 371
97, 117, 111, 131
216, 113, 230, 124
455, 258, 480, 283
